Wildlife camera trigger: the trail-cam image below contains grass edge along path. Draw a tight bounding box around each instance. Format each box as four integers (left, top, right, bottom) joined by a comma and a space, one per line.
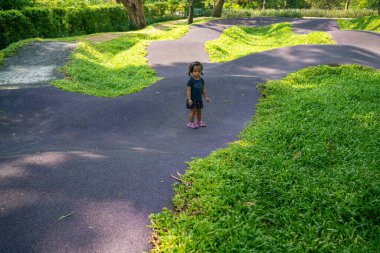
0, 38, 42, 65
205, 22, 335, 62
150, 64, 380, 252
338, 16, 380, 33
51, 18, 214, 97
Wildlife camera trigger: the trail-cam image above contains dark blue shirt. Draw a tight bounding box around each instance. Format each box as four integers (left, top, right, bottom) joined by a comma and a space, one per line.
187, 77, 204, 101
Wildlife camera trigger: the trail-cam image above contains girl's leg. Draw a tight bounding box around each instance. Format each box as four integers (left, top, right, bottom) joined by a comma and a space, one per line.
196, 109, 206, 127
189, 109, 196, 123
196, 109, 202, 122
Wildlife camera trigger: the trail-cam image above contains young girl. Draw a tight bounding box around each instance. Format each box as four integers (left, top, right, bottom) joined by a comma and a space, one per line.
186, 61, 210, 129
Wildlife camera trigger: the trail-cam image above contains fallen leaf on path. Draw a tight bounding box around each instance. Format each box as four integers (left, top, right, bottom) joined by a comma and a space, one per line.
56, 212, 74, 221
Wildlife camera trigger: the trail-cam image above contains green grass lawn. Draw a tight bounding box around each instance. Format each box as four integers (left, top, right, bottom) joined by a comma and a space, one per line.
205, 22, 335, 62
150, 64, 380, 252
338, 16, 380, 32
52, 18, 214, 97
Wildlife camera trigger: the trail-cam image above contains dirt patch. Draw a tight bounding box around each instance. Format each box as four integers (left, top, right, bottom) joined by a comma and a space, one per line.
0, 42, 76, 89
87, 33, 127, 43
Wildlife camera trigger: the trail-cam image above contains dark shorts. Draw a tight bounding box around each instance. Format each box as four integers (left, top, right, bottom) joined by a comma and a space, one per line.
186, 99, 203, 109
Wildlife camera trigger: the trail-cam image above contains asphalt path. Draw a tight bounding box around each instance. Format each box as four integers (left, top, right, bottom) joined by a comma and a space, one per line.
1, 18, 379, 253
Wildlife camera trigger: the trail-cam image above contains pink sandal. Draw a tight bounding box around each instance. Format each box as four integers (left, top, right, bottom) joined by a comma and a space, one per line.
198, 121, 206, 127
187, 122, 198, 129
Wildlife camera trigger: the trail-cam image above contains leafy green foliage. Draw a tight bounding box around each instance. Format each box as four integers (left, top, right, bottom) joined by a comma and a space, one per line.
306, 0, 342, 9
0, 3, 193, 49
150, 64, 380, 252
34, 0, 115, 7
0, 10, 34, 48
350, 0, 379, 9
222, 8, 378, 18
205, 23, 334, 62
338, 16, 380, 32
52, 18, 214, 97
0, 6, 130, 49
221, 0, 378, 10
0, 0, 34, 10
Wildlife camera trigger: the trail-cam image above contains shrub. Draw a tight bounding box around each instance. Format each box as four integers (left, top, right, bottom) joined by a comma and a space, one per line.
0, 10, 34, 48
0, 6, 130, 49
168, 0, 180, 15
154, 2, 168, 16
146, 14, 183, 25
201, 8, 212, 17
66, 7, 96, 34
106, 5, 130, 31
35, 0, 114, 8
144, 2, 185, 24
0, 0, 34, 10
145, 3, 160, 18
49, 7, 70, 37
21, 7, 56, 37
222, 8, 378, 18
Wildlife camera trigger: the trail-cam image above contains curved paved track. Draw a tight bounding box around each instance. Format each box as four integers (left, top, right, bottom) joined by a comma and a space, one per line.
1, 18, 379, 253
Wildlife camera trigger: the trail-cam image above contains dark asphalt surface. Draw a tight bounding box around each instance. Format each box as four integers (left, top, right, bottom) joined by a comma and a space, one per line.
0, 42, 76, 88
1, 18, 380, 253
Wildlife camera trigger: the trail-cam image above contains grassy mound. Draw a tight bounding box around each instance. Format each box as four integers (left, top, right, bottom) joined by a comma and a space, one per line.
150, 65, 380, 252
52, 18, 213, 97
338, 16, 380, 32
205, 22, 334, 62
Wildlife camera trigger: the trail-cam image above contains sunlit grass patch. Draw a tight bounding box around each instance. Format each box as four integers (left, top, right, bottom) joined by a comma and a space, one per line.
52, 18, 214, 97
52, 38, 160, 97
205, 22, 335, 62
338, 16, 380, 32
150, 64, 380, 252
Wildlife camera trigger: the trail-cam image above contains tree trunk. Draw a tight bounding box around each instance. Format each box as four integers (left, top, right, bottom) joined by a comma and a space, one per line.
262, 0, 266, 10
345, 0, 350, 11
117, 0, 146, 29
188, 0, 194, 24
212, 0, 225, 17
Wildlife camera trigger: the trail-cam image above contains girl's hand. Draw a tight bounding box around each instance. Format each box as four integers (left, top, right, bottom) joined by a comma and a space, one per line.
205, 97, 210, 102
188, 99, 193, 105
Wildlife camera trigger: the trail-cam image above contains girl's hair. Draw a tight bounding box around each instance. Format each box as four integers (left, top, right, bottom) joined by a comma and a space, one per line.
188, 61, 204, 76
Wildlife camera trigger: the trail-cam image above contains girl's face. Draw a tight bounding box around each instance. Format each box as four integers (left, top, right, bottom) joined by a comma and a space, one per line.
191, 66, 202, 79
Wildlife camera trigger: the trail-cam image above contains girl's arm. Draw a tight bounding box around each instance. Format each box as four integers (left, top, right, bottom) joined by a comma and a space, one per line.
203, 85, 210, 102
187, 87, 193, 105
